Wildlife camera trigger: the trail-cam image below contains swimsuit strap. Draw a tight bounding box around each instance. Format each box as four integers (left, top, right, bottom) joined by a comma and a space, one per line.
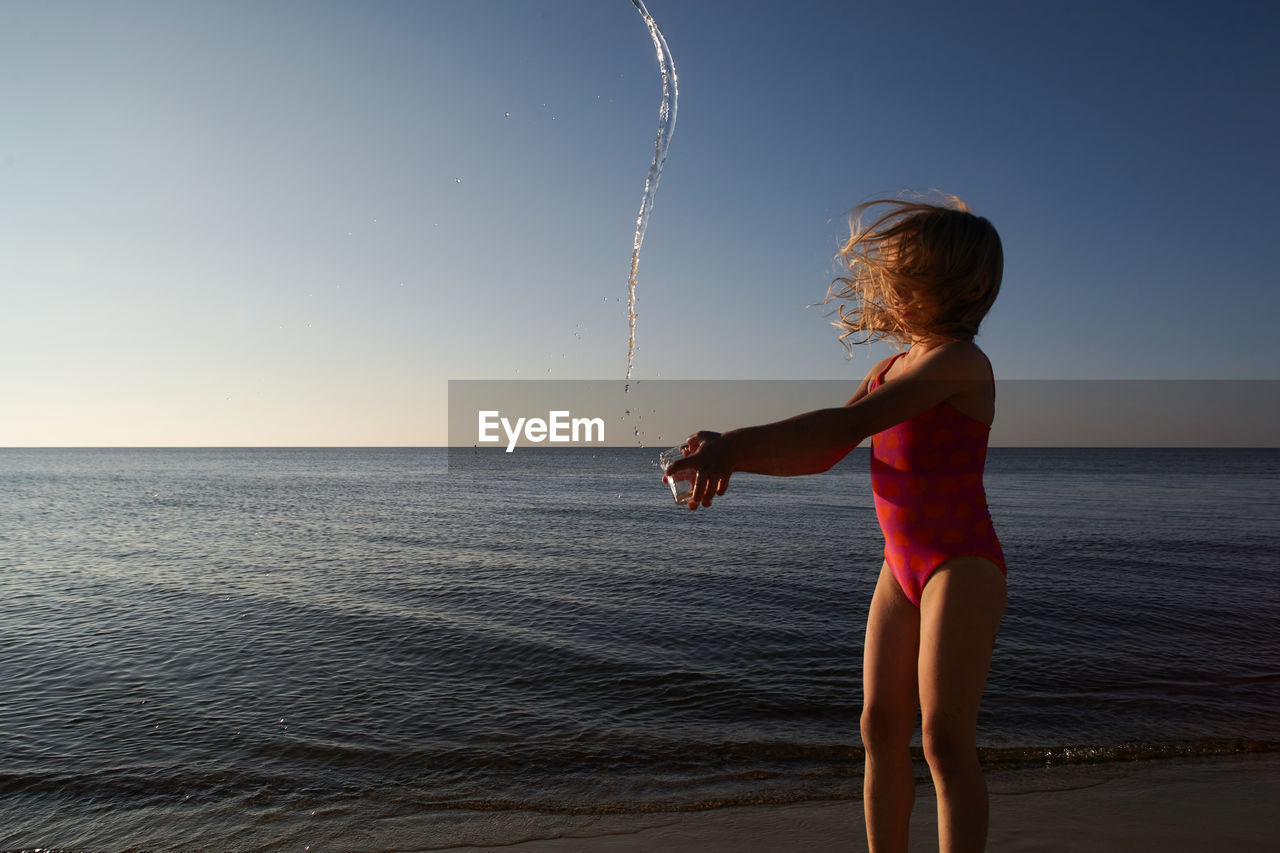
873, 352, 907, 389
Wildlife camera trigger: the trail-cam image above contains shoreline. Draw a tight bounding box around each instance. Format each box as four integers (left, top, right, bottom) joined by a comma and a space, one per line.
432, 753, 1280, 852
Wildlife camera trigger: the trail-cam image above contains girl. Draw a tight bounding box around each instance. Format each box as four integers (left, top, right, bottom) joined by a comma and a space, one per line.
664, 195, 1007, 853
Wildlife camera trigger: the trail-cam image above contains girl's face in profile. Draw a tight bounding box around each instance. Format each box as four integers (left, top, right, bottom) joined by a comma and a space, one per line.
887, 237, 936, 327
898, 284, 937, 328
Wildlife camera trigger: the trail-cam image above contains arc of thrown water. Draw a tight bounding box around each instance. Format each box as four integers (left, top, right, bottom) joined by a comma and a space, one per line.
626, 0, 678, 381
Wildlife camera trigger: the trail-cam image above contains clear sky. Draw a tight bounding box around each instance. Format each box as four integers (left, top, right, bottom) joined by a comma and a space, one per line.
2, 0, 1277, 446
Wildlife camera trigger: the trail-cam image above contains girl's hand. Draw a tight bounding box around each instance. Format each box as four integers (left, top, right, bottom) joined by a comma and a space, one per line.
664, 431, 733, 510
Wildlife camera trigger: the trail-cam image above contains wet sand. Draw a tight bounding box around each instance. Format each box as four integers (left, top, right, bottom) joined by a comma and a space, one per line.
436, 753, 1280, 852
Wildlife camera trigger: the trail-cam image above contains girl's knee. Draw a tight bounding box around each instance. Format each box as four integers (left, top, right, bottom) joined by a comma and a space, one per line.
921, 715, 977, 773
861, 703, 915, 753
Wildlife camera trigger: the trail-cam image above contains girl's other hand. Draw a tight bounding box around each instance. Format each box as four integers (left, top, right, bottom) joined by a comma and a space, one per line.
665, 431, 732, 510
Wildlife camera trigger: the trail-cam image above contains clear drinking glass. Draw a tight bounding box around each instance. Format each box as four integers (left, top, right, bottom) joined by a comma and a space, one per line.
658, 445, 694, 505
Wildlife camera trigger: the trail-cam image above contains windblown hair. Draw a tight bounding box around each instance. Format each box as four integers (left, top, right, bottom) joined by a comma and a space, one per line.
825, 194, 1003, 348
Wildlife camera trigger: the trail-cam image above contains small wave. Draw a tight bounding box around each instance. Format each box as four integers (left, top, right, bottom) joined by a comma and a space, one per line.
405, 738, 1280, 814
977, 738, 1280, 767
402, 788, 850, 815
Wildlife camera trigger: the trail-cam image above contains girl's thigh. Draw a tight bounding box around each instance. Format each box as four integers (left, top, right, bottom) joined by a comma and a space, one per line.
863, 561, 921, 725
917, 557, 1006, 728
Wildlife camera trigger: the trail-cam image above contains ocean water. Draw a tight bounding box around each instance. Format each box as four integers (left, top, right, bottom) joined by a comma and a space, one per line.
1, 447, 1278, 850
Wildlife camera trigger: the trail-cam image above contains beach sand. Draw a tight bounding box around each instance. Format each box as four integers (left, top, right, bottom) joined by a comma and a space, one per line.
437, 753, 1280, 852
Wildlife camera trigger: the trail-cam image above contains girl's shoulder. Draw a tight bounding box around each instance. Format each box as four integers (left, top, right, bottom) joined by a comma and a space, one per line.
849, 342, 993, 406
911, 340, 993, 381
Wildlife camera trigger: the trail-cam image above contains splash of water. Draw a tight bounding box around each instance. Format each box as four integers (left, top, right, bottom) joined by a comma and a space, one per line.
626, 0, 678, 380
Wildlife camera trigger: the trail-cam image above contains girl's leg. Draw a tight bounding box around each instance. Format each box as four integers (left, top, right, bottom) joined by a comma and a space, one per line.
861, 561, 921, 853
917, 557, 1006, 853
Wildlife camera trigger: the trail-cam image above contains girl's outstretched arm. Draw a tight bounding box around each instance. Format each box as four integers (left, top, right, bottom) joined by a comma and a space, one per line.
666, 343, 991, 509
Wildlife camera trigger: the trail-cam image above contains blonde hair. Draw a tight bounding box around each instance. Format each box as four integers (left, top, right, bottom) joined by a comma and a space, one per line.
825, 193, 1003, 348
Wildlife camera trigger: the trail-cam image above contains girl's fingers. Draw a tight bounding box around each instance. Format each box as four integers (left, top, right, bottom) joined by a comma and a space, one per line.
672, 436, 729, 509
684, 472, 701, 510
677, 469, 729, 510
700, 473, 716, 507
690, 472, 712, 509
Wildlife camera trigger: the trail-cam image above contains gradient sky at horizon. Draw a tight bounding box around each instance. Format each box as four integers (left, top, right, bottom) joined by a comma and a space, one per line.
2, 0, 1277, 446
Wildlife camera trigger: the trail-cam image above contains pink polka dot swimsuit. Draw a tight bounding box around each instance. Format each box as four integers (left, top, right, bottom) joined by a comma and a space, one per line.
869, 353, 1007, 605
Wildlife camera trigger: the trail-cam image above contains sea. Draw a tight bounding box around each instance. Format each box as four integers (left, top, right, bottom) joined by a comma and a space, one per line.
2, 447, 1278, 851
